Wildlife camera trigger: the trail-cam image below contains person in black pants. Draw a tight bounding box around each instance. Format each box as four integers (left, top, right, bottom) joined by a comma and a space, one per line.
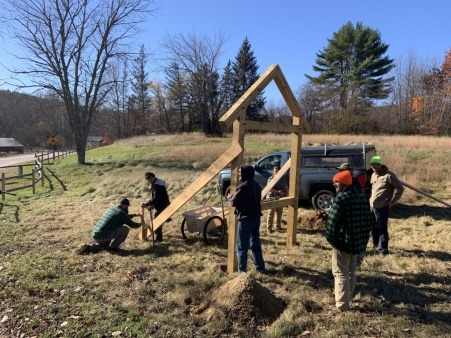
142, 172, 170, 242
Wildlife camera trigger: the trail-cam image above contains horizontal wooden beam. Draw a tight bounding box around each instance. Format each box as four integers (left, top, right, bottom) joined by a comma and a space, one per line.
261, 197, 296, 210
243, 120, 301, 133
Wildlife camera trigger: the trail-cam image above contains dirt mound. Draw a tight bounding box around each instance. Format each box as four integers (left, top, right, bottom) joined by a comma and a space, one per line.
194, 273, 286, 329
298, 210, 328, 231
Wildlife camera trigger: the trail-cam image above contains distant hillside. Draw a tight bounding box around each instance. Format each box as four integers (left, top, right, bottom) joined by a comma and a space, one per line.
0, 90, 73, 150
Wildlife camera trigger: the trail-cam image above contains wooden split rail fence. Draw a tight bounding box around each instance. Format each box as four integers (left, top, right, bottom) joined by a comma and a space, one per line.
0, 150, 75, 201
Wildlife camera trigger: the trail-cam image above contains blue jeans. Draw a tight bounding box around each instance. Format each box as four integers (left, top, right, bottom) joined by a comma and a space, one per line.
236, 218, 265, 273
371, 205, 389, 251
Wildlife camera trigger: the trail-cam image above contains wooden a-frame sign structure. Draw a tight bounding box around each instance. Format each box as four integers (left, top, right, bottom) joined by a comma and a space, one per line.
140, 64, 311, 274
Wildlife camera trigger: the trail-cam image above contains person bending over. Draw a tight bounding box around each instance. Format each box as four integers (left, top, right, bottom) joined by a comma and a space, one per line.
91, 198, 143, 251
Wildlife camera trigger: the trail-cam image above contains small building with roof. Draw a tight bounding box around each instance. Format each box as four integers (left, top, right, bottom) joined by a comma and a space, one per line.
87, 136, 104, 149
0, 138, 24, 154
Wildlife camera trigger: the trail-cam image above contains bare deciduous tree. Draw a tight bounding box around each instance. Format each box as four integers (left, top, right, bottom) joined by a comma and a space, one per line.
162, 32, 225, 135
3, 0, 156, 163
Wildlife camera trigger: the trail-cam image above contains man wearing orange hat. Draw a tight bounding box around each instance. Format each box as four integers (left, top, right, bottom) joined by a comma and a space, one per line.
326, 171, 373, 312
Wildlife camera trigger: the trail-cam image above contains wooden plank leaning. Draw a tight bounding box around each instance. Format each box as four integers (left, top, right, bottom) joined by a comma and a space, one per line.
138, 143, 243, 241
401, 180, 451, 208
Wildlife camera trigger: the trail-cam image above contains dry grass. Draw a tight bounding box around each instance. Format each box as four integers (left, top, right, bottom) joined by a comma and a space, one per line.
0, 133, 450, 337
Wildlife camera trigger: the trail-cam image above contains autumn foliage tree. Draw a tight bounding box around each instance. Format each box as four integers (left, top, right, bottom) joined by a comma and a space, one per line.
409, 49, 451, 135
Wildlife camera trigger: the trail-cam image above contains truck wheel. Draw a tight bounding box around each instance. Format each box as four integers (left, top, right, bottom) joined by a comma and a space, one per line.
312, 190, 334, 211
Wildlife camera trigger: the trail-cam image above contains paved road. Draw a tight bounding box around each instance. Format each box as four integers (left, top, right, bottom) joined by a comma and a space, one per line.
0, 154, 36, 168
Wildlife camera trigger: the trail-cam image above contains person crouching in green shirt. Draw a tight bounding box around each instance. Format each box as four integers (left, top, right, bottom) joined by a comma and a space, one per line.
91, 198, 143, 251
326, 171, 373, 312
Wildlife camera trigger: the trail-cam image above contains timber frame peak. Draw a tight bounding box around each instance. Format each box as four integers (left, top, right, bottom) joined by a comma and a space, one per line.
139, 64, 311, 274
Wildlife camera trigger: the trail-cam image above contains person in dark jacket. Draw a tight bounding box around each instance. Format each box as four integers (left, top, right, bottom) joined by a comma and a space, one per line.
228, 164, 266, 274
141, 172, 170, 242
326, 171, 373, 311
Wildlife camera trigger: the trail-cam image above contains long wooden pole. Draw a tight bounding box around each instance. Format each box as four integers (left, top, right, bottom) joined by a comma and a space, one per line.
401, 180, 451, 208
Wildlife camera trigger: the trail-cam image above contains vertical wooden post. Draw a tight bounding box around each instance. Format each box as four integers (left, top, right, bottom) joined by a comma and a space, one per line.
1, 173, 5, 201
227, 116, 245, 274
32, 169, 36, 194
140, 206, 147, 240
286, 116, 302, 247
41, 163, 45, 187
18, 165, 23, 177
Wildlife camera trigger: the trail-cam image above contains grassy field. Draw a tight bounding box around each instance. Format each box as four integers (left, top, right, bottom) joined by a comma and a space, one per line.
0, 133, 450, 337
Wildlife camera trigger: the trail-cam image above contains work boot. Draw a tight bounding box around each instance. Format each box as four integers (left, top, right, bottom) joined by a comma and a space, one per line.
75, 244, 91, 255
90, 243, 104, 252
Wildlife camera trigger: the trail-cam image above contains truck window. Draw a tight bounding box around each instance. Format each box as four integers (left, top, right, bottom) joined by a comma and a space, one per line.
256, 155, 282, 171
351, 156, 364, 168
302, 156, 349, 168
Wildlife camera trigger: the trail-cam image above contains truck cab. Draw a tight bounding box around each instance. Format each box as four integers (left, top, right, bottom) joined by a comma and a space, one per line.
217, 144, 376, 211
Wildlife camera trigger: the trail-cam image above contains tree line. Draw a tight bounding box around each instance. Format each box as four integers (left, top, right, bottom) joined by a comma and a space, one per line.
1, 0, 449, 164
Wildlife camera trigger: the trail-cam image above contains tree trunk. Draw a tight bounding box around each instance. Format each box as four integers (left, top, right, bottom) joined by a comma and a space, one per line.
73, 127, 88, 164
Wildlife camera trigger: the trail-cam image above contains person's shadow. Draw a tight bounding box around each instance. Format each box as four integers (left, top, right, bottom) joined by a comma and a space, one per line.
104, 245, 173, 257
391, 203, 450, 221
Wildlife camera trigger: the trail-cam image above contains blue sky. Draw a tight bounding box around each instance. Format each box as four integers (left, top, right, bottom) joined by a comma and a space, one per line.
1, 0, 450, 101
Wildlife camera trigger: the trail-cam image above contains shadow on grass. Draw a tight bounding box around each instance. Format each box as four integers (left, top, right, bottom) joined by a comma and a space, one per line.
391, 203, 451, 221
396, 248, 451, 262
0, 203, 20, 222
107, 245, 173, 257
265, 257, 450, 327
45, 167, 67, 191
359, 270, 450, 326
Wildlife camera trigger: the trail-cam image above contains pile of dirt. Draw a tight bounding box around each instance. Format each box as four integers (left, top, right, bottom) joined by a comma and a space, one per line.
194, 273, 286, 329
298, 210, 328, 231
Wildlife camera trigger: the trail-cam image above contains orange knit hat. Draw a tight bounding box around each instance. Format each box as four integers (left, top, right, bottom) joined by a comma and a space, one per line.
333, 171, 352, 186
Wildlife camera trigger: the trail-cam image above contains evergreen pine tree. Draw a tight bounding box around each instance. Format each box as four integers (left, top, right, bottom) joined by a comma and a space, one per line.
220, 60, 235, 114
232, 37, 266, 121
306, 22, 394, 117
130, 45, 152, 134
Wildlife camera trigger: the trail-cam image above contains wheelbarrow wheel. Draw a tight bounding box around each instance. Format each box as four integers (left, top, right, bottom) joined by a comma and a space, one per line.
181, 218, 189, 239
204, 216, 226, 245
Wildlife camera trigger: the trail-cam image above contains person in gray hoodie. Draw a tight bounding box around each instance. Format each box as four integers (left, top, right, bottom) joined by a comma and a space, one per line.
228, 164, 266, 274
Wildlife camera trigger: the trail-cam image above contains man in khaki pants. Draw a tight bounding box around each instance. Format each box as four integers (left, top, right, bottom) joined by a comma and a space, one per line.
326, 171, 373, 312
265, 165, 288, 234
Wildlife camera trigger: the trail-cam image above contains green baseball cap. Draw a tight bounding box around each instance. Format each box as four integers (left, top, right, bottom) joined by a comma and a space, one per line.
370, 156, 383, 165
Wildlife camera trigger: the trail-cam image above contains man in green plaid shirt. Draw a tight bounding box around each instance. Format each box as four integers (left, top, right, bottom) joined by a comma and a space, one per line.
91, 198, 143, 251
326, 171, 373, 312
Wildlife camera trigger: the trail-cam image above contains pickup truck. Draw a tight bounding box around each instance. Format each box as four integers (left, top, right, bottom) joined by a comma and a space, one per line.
217, 144, 376, 211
